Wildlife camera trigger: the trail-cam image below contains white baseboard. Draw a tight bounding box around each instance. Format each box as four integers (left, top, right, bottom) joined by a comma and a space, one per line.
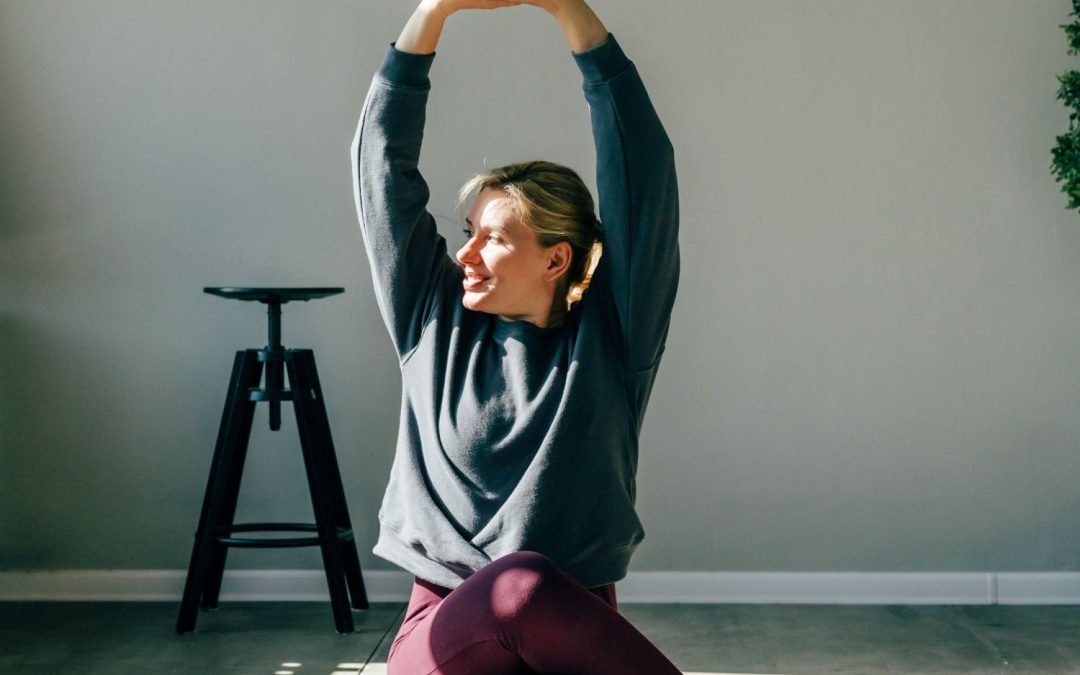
0, 570, 412, 603
0, 569, 1077, 604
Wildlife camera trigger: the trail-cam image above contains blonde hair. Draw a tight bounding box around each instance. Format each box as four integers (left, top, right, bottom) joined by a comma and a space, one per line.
457, 160, 603, 308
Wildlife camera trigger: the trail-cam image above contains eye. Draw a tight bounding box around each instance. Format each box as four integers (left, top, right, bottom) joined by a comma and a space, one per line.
486, 234, 502, 244
462, 228, 473, 239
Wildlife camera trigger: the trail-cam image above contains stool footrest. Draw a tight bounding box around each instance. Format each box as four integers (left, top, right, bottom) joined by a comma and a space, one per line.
214, 522, 353, 549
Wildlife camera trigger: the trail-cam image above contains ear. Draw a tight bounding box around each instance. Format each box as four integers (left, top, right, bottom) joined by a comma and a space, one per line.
542, 241, 573, 283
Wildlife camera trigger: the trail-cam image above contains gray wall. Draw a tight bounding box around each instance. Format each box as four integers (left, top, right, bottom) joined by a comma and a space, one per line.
2, 0, 1079, 574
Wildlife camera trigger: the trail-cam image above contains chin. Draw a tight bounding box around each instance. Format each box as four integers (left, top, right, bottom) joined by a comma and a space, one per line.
461, 293, 491, 313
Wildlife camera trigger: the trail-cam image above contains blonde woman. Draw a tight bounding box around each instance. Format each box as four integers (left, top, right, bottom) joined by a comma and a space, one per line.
352, 1, 680, 672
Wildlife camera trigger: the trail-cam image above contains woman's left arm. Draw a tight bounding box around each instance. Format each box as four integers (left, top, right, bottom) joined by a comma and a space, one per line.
530, 0, 680, 374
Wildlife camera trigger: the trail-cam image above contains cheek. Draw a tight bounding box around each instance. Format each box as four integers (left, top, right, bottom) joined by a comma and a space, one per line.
483, 248, 512, 276
485, 248, 539, 290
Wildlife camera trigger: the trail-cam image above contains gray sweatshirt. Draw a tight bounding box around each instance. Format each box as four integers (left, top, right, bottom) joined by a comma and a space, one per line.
352, 34, 679, 590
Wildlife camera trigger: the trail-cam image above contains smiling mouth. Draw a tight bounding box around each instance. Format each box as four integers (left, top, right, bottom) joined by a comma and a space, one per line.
463, 273, 490, 291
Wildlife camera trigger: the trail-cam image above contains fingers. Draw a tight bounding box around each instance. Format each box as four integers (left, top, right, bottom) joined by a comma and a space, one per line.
448, 0, 522, 11
516, 0, 573, 13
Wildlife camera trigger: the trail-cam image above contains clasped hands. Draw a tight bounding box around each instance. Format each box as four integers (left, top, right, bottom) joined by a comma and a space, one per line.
419, 0, 581, 20
402, 0, 606, 58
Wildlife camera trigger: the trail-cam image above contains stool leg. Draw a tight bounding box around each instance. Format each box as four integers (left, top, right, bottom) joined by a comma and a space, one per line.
291, 350, 369, 610
176, 349, 262, 634
202, 350, 264, 610
201, 351, 264, 610
287, 349, 359, 633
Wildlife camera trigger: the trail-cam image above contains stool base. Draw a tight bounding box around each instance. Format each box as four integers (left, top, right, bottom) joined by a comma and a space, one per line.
176, 348, 368, 634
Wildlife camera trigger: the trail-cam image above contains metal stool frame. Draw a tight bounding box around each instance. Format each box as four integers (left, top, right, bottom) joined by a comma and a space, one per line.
176, 288, 368, 634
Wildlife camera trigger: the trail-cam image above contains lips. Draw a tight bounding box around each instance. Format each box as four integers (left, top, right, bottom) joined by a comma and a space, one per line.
462, 270, 490, 292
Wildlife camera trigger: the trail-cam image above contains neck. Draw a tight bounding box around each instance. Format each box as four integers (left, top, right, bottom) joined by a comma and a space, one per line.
546, 298, 567, 329
496, 287, 567, 330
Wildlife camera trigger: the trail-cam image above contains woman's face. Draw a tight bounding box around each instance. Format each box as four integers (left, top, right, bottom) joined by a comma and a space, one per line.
455, 188, 559, 326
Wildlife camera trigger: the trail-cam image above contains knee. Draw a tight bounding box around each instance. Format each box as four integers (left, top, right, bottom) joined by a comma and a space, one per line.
485, 551, 565, 623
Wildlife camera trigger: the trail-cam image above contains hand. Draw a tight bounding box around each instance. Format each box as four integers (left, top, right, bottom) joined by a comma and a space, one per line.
419, 0, 522, 20
516, 0, 587, 19
398, 0, 521, 54
515, 0, 556, 12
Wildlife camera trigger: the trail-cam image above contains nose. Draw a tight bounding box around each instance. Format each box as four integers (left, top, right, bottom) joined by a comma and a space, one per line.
456, 234, 482, 267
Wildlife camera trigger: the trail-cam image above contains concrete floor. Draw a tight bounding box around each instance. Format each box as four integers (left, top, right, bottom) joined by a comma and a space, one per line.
2, 601, 1079, 674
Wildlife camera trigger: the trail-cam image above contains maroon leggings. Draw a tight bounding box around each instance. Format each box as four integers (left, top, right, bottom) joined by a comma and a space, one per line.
386, 550, 682, 675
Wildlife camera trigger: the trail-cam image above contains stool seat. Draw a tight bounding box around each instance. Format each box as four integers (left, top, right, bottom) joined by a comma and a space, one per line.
204, 287, 344, 303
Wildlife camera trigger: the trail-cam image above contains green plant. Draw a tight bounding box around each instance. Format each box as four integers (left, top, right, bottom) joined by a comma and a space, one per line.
1052, 0, 1080, 210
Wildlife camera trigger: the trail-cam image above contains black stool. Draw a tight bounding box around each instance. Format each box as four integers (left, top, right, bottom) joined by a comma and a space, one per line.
176, 287, 368, 635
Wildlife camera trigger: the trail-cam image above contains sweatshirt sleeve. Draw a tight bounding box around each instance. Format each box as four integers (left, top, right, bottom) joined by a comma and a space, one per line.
573, 35, 680, 374
351, 44, 454, 361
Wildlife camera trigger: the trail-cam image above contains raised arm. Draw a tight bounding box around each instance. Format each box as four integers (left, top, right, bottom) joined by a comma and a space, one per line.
352, 1, 520, 360
352, 38, 443, 360
531, 0, 681, 373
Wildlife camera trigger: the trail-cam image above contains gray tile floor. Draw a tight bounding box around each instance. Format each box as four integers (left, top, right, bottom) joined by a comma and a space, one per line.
1, 601, 1079, 674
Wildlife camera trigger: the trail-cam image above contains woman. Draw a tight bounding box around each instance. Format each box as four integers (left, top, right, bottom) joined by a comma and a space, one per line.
351, 0, 680, 672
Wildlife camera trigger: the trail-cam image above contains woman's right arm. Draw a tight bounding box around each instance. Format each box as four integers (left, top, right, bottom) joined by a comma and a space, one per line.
351, 36, 443, 362
352, 1, 522, 361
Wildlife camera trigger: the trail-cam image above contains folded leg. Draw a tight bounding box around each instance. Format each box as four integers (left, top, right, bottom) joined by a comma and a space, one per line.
386, 550, 681, 675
